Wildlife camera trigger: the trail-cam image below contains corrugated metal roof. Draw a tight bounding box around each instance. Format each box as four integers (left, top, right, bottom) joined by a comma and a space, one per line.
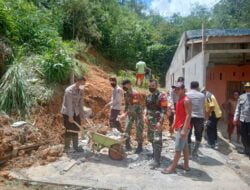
186, 29, 250, 40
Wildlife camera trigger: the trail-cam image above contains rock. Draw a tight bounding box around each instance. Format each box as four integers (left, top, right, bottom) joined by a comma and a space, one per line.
0, 171, 11, 180
11, 121, 28, 128
40, 148, 49, 159
106, 128, 122, 140
47, 156, 58, 162
18, 150, 25, 156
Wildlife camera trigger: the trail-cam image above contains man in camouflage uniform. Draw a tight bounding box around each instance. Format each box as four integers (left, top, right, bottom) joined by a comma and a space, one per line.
144, 79, 165, 169
120, 79, 144, 154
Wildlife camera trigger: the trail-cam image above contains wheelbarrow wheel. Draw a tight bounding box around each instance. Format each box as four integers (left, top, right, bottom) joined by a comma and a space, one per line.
109, 144, 125, 161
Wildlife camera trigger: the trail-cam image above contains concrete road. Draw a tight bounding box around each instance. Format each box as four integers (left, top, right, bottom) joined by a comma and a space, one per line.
10, 131, 250, 190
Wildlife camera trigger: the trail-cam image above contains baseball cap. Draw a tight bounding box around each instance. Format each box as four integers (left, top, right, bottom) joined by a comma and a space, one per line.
172, 82, 185, 89
244, 82, 250, 88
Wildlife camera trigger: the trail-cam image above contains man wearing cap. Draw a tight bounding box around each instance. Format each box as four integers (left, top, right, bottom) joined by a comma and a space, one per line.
169, 77, 185, 133
162, 82, 192, 174
234, 82, 250, 157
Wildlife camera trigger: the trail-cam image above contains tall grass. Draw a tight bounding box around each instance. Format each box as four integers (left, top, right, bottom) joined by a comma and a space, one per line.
0, 63, 30, 116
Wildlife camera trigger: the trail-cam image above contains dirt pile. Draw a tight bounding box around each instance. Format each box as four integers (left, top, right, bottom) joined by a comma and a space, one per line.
0, 62, 112, 170
0, 55, 170, 170
84, 64, 112, 126
0, 113, 65, 170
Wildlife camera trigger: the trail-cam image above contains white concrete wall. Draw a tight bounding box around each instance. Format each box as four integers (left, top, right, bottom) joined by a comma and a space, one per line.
184, 52, 205, 90
165, 33, 186, 90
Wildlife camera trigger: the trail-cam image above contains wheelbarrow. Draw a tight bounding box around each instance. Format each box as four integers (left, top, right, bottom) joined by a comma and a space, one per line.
73, 121, 127, 161
90, 132, 126, 161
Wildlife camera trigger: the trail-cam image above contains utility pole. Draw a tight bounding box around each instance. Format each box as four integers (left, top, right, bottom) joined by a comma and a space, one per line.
202, 22, 205, 52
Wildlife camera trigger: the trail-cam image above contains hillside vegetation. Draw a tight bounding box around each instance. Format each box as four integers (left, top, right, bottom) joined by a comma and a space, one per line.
0, 0, 250, 116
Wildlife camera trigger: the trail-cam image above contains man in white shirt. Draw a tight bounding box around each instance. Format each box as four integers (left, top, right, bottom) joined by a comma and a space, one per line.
105, 77, 124, 132
234, 82, 250, 157
186, 81, 205, 157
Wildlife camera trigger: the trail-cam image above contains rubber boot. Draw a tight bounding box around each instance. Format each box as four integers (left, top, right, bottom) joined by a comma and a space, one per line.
125, 139, 132, 151
73, 134, 83, 152
150, 143, 161, 169
64, 133, 71, 152
135, 143, 143, 154
192, 142, 200, 158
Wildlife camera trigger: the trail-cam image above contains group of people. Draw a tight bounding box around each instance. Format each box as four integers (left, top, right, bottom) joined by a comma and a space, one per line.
60, 73, 250, 174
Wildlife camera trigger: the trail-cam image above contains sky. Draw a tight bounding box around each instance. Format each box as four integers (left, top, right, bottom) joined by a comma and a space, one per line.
149, 0, 220, 17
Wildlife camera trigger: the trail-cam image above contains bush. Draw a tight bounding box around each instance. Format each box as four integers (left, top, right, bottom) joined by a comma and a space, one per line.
41, 47, 72, 83
0, 63, 30, 116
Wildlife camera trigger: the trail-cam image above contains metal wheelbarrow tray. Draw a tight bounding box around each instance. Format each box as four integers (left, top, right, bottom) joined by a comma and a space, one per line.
89, 131, 127, 161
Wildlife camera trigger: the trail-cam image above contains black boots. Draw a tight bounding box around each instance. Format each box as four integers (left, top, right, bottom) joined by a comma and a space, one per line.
135, 143, 143, 154
64, 133, 83, 153
126, 139, 132, 151
125, 140, 143, 153
150, 143, 161, 169
150, 149, 161, 169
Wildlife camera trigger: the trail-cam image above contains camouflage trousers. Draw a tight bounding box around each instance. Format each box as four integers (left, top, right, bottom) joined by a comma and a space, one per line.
147, 115, 163, 156
125, 105, 144, 143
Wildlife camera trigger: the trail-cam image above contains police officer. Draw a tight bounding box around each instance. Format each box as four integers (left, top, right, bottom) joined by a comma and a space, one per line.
120, 79, 144, 154
234, 82, 250, 158
61, 76, 86, 152
144, 79, 166, 169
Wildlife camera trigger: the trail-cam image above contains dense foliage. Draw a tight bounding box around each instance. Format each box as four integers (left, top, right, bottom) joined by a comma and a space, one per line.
0, 0, 250, 115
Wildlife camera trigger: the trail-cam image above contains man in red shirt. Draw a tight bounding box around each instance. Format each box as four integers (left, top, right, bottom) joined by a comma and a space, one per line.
162, 82, 192, 174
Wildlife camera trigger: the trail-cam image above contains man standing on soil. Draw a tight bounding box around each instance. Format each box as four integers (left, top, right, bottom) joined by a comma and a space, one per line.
119, 79, 144, 154
162, 82, 192, 174
135, 61, 146, 86
144, 79, 166, 169
225, 91, 240, 143
105, 77, 123, 132
234, 82, 250, 157
202, 89, 222, 149
61, 76, 86, 152
186, 81, 205, 157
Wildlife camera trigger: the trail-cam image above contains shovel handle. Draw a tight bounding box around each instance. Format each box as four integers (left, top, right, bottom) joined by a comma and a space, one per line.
73, 121, 84, 130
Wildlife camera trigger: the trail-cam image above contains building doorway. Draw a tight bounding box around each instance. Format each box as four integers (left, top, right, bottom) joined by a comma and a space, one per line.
226, 81, 245, 99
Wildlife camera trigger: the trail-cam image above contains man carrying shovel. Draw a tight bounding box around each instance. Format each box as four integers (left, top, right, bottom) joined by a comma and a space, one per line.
61, 76, 86, 152
105, 76, 124, 133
